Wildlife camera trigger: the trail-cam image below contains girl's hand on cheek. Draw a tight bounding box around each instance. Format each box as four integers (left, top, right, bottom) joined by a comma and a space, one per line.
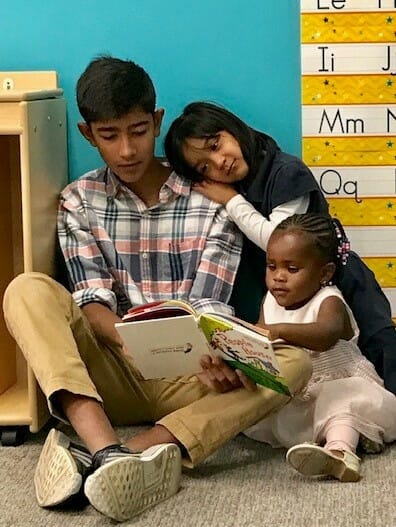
193, 180, 238, 205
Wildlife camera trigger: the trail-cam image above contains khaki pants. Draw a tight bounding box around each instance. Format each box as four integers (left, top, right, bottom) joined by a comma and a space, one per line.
3, 272, 312, 466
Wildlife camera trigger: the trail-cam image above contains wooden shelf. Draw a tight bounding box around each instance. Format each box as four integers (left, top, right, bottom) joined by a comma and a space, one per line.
0, 71, 68, 439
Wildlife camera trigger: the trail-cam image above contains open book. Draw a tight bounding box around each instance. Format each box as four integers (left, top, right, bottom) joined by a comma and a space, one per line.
115, 300, 289, 395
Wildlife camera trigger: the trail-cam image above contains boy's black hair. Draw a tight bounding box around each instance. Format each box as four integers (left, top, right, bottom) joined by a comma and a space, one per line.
77, 55, 156, 124
273, 213, 350, 282
164, 101, 260, 182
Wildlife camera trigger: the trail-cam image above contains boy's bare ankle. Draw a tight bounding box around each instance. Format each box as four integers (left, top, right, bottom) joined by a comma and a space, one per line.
125, 424, 181, 452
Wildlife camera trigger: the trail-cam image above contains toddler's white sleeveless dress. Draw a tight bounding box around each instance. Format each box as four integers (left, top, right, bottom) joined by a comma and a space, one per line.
244, 286, 396, 448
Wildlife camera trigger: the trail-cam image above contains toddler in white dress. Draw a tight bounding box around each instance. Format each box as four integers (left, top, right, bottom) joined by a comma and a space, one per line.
244, 213, 396, 482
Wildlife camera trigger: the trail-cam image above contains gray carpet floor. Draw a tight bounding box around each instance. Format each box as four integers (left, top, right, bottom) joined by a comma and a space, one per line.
1, 424, 395, 527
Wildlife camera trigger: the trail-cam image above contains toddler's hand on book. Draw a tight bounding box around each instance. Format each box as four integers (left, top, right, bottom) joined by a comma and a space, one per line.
261, 324, 281, 341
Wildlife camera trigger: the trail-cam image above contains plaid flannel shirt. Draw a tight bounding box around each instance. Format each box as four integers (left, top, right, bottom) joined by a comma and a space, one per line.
58, 167, 242, 316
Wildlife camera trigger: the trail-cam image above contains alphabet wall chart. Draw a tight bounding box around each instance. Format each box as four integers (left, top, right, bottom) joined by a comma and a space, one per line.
301, 0, 396, 321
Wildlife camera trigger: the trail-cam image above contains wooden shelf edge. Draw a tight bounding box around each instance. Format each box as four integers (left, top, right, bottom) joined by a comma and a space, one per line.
0, 381, 31, 426
0, 126, 23, 135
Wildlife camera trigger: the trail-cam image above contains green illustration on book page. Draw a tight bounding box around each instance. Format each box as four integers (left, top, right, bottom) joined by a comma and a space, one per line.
199, 313, 290, 395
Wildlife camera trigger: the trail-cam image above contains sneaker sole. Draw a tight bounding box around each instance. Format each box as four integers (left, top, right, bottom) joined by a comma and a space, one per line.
84, 443, 181, 521
286, 445, 360, 482
34, 428, 83, 507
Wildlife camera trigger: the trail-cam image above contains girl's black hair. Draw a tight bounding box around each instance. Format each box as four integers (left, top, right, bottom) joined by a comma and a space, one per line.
164, 101, 262, 182
273, 213, 350, 282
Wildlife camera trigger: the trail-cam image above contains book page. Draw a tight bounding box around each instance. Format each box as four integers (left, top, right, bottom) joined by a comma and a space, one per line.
208, 312, 271, 338
198, 313, 290, 395
123, 299, 197, 322
161, 299, 197, 316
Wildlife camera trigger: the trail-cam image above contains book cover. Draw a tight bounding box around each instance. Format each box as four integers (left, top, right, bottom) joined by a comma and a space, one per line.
115, 314, 210, 378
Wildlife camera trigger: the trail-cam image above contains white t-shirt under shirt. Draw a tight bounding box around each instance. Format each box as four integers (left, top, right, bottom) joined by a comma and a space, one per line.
225, 194, 309, 251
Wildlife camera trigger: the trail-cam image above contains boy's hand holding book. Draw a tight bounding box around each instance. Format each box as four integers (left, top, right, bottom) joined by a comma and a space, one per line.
197, 355, 257, 393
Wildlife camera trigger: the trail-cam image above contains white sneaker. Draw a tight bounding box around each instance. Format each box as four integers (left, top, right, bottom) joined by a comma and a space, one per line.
286, 443, 360, 482
84, 443, 181, 521
34, 428, 89, 506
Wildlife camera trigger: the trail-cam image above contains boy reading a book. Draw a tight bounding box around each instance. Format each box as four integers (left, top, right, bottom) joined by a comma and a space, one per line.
3, 55, 311, 522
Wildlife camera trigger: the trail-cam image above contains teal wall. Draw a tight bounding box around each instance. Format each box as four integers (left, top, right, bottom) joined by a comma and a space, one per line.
1, 0, 301, 181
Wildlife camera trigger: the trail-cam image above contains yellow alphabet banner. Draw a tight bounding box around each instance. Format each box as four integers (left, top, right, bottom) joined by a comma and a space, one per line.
303, 136, 396, 165
301, 0, 396, 320
302, 12, 396, 43
302, 74, 396, 105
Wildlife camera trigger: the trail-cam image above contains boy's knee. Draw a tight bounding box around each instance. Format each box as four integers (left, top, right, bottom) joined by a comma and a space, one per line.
3, 272, 60, 313
276, 346, 312, 396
